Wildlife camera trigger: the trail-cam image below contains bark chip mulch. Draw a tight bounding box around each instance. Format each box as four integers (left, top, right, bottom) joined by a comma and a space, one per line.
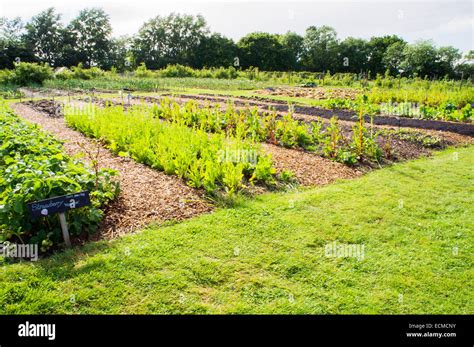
262, 144, 362, 186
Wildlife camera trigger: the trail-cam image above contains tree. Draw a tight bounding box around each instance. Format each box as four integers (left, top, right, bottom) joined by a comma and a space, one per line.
400, 40, 439, 78
454, 50, 474, 79
67, 8, 112, 68
301, 25, 339, 72
0, 17, 34, 68
382, 41, 407, 75
24, 8, 63, 66
237, 32, 292, 71
279, 31, 304, 70
435, 46, 462, 78
337, 37, 369, 73
107, 36, 133, 71
367, 35, 405, 75
195, 33, 237, 68
133, 13, 209, 69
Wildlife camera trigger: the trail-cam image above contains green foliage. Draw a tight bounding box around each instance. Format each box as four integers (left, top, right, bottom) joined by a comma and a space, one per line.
237, 32, 294, 71
1, 8, 472, 78
0, 101, 119, 251
301, 26, 339, 72
24, 8, 63, 66
0, 84, 23, 99
132, 13, 209, 69
65, 103, 277, 196
7, 62, 53, 85
54, 67, 73, 80
134, 62, 153, 78
159, 64, 196, 78
460, 103, 472, 122
147, 98, 381, 165
66, 8, 112, 68
70, 63, 104, 80
0, 17, 36, 69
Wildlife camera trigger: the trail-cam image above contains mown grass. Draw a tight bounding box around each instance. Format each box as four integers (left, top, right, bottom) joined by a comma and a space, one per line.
0, 146, 473, 314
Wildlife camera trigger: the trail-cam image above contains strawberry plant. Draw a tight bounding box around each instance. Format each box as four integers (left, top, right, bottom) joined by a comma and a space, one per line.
0, 101, 119, 251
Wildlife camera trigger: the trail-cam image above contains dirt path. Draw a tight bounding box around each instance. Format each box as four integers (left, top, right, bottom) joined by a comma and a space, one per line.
10, 103, 213, 239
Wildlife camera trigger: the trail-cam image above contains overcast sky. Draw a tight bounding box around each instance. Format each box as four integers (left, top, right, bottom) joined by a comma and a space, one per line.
1, 0, 473, 53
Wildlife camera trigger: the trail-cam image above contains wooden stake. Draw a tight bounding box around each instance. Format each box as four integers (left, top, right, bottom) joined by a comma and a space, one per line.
58, 212, 71, 247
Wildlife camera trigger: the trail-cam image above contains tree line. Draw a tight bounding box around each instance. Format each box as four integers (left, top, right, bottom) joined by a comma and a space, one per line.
1, 8, 473, 79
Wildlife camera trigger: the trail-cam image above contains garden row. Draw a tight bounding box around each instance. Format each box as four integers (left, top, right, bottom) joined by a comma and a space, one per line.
308, 95, 472, 122
0, 101, 119, 251
2, 63, 472, 123
97, 98, 384, 165
64, 103, 283, 197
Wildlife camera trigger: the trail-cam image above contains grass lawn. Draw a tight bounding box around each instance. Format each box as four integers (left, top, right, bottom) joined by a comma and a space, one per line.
1, 146, 473, 314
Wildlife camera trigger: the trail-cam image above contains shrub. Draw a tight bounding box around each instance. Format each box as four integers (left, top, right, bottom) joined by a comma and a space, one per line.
134, 62, 153, 78
159, 64, 196, 78
460, 103, 472, 122
70, 63, 105, 80
54, 67, 73, 80
8, 62, 53, 85
213, 66, 238, 79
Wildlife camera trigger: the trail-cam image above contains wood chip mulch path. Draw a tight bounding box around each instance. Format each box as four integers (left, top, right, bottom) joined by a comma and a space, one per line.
10, 103, 213, 240
261, 143, 362, 186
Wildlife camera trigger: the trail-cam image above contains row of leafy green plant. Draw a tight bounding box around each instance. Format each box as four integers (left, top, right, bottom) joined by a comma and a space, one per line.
117, 98, 383, 165
64, 104, 281, 197
304, 97, 472, 122
0, 101, 119, 252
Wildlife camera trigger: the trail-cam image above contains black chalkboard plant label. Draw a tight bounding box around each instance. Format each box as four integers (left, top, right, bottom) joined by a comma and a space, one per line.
27, 191, 91, 247
27, 191, 91, 218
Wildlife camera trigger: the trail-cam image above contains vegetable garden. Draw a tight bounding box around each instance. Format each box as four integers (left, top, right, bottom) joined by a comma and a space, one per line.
0, 63, 473, 317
